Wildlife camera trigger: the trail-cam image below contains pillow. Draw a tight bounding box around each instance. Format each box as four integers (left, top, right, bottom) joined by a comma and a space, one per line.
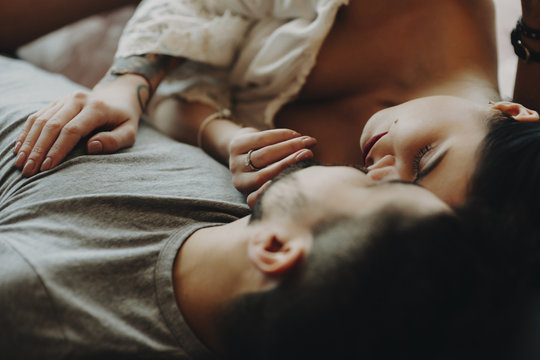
17, 6, 135, 88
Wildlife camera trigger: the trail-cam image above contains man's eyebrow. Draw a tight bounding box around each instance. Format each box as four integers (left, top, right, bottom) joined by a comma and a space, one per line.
413, 148, 449, 184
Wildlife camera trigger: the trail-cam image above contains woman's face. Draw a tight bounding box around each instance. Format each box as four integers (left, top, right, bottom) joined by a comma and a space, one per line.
360, 96, 492, 205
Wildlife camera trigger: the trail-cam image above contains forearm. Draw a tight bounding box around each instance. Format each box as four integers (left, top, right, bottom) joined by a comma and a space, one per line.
521, 0, 540, 23
203, 119, 246, 165
513, 0, 540, 111
0, 0, 140, 51
514, 58, 540, 112
171, 101, 244, 165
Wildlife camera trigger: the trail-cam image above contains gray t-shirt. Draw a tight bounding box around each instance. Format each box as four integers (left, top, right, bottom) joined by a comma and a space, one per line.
0, 56, 250, 359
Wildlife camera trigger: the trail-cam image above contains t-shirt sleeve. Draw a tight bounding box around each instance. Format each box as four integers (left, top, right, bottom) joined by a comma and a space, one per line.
0, 241, 69, 358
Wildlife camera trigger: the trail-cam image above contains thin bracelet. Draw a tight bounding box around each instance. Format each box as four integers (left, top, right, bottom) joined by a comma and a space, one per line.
197, 108, 233, 149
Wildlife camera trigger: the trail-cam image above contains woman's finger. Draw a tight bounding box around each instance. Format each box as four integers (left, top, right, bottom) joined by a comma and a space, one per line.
86, 119, 137, 155
22, 100, 85, 176
15, 102, 63, 170
229, 135, 316, 173
258, 148, 314, 180
248, 136, 316, 169
40, 106, 129, 171
14, 101, 58, 154
229, 128, 302, 155
233, 148, 314, 194
246, 180, 273, 209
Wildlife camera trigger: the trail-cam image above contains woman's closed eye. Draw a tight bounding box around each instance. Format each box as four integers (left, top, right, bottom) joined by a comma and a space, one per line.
412, 145, 432, 183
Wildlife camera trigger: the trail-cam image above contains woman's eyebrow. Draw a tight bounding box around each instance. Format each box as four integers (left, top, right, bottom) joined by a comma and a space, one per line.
414, 148, 449, 184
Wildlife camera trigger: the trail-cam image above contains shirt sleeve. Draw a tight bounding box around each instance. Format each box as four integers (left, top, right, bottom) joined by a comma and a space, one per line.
115, 0, 252, 67
116, 0, 348, 128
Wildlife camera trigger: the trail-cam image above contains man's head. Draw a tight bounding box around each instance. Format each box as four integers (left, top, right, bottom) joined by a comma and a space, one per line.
213, 163, 540, 359
217, 163, 470, 359
244, 163, 450, 276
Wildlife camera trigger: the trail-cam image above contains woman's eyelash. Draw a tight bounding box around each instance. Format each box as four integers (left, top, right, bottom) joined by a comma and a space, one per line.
412, 145, 432, 175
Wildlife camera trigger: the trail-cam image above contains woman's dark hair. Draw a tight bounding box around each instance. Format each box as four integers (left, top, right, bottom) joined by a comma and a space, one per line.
468, 111, 540, 232
462, 111, 540, 359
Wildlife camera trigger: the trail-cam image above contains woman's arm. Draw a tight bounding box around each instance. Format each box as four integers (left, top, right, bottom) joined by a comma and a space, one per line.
0, 0, 140, 51
150, 97, 316, 207
195, 103, 317, 207
513, 0, 540, 111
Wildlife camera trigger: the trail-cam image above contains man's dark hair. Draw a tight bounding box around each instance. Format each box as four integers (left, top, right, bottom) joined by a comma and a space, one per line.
447, 205, 540, 360
219, 207, 477, 360
219, 202, 540, 360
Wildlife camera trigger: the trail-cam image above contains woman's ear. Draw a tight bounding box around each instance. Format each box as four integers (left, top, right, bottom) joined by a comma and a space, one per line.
491, 101, 539, 122
247, 230, 309, 276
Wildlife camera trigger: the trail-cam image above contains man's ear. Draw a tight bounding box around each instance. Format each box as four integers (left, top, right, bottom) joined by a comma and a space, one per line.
247, 230, 309, 276
491, 101, 539, 122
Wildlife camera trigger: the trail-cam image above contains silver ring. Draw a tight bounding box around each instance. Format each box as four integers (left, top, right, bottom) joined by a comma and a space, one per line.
245, 149, 261, 171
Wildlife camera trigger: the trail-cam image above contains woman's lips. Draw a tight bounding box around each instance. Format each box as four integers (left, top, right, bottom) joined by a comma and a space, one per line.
362, 132, 388, 165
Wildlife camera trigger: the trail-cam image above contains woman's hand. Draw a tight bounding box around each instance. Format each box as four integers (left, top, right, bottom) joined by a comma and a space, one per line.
13, 75, 146, 177
228, 128, 317, 208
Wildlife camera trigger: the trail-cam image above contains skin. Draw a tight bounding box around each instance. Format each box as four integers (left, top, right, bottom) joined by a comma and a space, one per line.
174, 164, 451, 354
362, 96, 497, 205
359, 96, 539, 205
514, 0, 540, 112
254, 165, 452, 222
11, 0, 521, 206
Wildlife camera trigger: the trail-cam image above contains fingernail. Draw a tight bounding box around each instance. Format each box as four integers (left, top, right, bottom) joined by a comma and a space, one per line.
41, 157, 52, 171
302, 136, 317, 147
295, 149, 313, 162
13, 141, 21, 154
23, 159, 35, 175
15, 151, 26, 168
88, 140, 102, 154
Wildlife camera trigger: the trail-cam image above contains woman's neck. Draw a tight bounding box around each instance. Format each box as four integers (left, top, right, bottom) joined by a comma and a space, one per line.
411, 70, 501, 103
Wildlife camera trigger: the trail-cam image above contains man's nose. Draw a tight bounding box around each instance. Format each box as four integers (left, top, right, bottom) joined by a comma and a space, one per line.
366, 155, 401, 181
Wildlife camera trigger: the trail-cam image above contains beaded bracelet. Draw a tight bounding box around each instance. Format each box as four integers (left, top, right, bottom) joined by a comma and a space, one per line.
512, 17, 540, 62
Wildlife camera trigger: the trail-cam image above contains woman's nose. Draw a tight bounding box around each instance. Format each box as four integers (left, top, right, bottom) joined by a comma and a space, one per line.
367, 154, 395, 170
366, 155, 401, 181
